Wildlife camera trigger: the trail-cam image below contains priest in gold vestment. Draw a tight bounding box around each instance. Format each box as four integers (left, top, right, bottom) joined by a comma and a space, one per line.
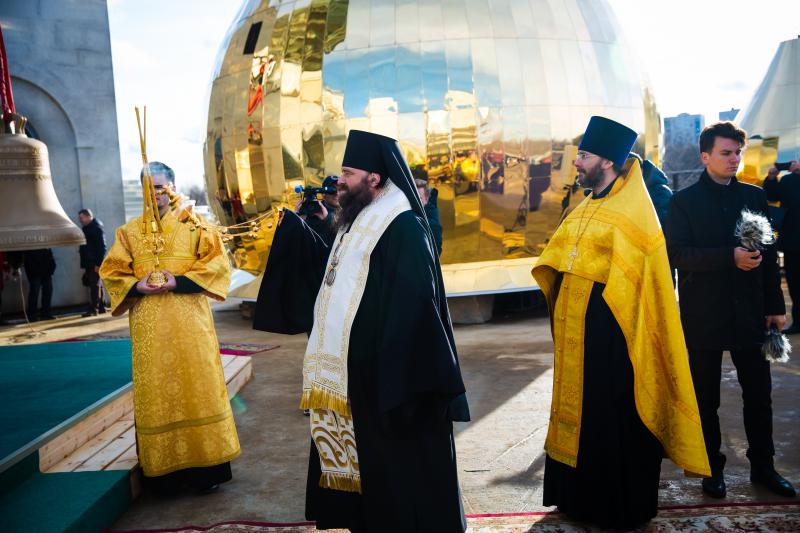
100, 162, 239, 493
532, 117, 710, 529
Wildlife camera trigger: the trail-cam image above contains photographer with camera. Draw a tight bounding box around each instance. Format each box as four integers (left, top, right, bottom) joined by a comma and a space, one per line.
294, 175, 339, 246
765, 160, 800, 334
415, 178, 442, 256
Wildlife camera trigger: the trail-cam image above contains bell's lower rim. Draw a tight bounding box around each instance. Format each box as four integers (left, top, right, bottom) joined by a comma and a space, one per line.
0, 228, 86, 250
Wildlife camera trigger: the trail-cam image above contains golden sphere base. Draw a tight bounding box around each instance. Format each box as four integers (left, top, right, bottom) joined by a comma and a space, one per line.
147, 271, 167, 288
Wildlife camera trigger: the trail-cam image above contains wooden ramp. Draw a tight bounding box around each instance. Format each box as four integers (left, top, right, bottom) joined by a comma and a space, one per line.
39, 355, 252, 487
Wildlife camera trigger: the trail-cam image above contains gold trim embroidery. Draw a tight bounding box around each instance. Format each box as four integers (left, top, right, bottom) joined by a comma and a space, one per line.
136, 409, 234, 435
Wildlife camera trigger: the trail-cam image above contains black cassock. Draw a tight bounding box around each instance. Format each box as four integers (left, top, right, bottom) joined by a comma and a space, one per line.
543, 181, 663, 530
254, 209, 469, 533
543, 281, 664, 530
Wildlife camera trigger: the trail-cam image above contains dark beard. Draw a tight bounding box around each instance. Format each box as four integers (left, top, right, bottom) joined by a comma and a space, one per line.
333, 180, 374, 232
577, 162, 604, 189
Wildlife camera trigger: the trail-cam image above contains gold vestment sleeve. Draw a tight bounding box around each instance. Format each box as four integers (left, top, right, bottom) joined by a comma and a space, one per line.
99, 227, 139, 316
182, 226, 231, 301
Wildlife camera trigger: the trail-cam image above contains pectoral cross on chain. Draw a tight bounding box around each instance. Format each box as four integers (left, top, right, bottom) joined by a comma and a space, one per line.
567, 247, 578, 271
325, 257, 338, 286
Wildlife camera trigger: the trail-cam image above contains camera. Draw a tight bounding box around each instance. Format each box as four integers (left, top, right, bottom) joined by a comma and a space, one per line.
295, 175, 338, 217
774, 162, 793, 172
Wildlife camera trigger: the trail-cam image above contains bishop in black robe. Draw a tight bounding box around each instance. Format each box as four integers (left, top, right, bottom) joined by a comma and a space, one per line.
254, 130, 470, 533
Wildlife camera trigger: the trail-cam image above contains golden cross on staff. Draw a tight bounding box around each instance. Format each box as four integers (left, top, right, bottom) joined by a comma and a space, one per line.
131, 107, 278, 280
135, 106, 167, 288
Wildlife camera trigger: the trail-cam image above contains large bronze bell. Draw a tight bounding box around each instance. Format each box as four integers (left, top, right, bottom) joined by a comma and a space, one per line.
0, 122, 85, 251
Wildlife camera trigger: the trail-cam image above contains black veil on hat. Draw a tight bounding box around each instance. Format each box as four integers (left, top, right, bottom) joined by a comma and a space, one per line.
342, 129, 428, 232
341, 130, 388, 177
341, 129, 470, 422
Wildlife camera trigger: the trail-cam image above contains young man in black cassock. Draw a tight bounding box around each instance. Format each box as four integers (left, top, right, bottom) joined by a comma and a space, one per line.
667, 121, 796, 499
254, 130, 469, 532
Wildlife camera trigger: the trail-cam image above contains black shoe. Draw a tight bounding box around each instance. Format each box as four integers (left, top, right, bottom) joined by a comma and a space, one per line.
782, 324, 800, 335
702, 473, 727, 498
82, 311, 98, 318
751, 468, 797, 497
98, 307, 107, 314
194, 483, 220, 495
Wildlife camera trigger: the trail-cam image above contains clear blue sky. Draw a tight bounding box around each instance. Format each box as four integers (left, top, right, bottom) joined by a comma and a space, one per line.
108, 0, 799, 190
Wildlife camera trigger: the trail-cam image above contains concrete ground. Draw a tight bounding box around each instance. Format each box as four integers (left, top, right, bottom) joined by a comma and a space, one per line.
109, 298, 800, 530
3, 296, 798, 530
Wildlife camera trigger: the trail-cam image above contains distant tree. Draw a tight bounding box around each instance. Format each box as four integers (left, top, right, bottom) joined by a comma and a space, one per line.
183, 185, 208, 206
663, 143, 704, 191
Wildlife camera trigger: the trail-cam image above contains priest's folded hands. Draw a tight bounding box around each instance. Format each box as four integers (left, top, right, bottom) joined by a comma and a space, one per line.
134, 270, 176, 294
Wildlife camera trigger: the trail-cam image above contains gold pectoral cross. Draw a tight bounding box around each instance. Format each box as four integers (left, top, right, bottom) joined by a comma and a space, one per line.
567, 247, 578, 271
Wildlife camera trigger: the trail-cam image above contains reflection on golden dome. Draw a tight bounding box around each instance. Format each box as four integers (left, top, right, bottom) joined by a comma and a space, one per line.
736, 37, 800, 187
204, 0, 660, 296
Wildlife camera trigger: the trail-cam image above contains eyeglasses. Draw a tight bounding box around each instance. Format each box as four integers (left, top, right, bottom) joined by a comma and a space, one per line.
576, 152, 597, 161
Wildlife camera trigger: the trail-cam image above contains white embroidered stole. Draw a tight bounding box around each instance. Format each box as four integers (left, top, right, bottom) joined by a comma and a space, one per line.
300, 180, 411, 493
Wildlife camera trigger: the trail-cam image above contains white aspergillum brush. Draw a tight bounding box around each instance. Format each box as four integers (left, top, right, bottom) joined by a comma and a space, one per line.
763, 328, 792, 363
735, 209, 775, 251
734, 210, 792, 363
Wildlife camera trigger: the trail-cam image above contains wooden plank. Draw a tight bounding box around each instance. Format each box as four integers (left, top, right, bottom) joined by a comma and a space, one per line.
77, 426, 136, 472
226, 357, 253, 398
39, 392, 133, 472
225, 354, 250, 376
42, 356, 253, 475
105, 442, 138, 471
220, 354, 235, 369
223, 355, 249, 382
39, 392, 131, 468
44, 392, 131, 448
45, 420, 131, 473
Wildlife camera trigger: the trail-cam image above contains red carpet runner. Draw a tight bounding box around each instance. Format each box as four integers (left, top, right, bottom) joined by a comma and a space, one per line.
109, 501, 800, 532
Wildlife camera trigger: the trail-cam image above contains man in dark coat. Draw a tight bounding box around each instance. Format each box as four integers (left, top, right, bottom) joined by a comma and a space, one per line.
0, 252, 9, 325
78, 208, 107, 316
415, 178, 443, 256
666, 121, 795, 499
642, 159, 672, 227
627, 152, 673, 228
9, 249, 56, 320
254, 130, 469, 532
764, 160, 800, 334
